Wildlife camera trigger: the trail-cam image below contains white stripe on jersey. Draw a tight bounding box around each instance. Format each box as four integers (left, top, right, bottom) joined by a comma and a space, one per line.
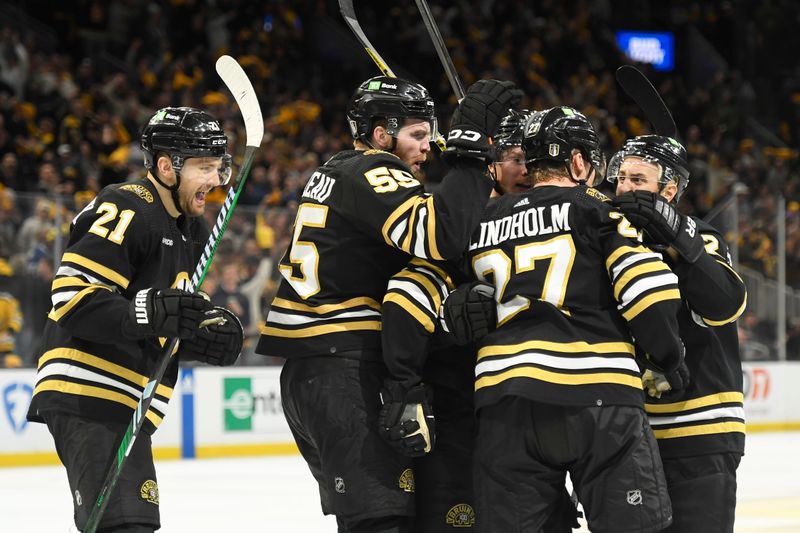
55, 266, 103, 284
387, 279, 436, 315
475, 351, 641, 377
413, 206, 428, 258
618, 272, 679, 308
390, 219, 408, 249
52, 290, 80, 305
36, 362, 170, 415
610, 251, 663, 281
266, 307, 381, 326
412, 266, 449, 301
648, 406, 746, 426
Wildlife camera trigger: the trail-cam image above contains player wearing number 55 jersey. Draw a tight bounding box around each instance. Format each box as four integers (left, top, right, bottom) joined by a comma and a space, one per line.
27, 107, 244, 533
256, 76, 522, 533
465, 107, 685, 533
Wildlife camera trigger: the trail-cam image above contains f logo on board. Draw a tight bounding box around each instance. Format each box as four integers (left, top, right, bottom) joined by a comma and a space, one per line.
3, 382, 33, 434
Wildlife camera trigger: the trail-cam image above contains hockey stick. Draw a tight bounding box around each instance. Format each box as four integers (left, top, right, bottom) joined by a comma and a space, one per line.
338, 0, 448, 151
84, 55, 264, 533
616, 65, 678, 138
413, 0, 465, 102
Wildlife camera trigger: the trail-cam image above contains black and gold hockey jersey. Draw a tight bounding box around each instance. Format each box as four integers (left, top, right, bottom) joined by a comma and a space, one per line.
645, 218, 747, 458
27, 178, 207, 434
255, 149, 492, 360
466, 185, 684, 409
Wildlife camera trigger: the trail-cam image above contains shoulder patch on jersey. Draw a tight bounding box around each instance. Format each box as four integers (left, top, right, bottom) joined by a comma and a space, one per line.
363, 148, 400, 160
120, 184, 154, 203
585, 187, 610, 203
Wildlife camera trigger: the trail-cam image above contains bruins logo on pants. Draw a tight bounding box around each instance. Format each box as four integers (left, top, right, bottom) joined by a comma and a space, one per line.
140, 479, 159, 505
446, 503, 475, 527
398, 468, 415, 493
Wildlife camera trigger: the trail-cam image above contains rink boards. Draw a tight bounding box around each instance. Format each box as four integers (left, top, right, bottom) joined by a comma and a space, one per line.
1, 362, 798, 467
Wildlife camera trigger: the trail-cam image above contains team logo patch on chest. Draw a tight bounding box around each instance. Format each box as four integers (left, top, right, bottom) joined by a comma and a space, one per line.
445, 503, 476, 527
120, 184, 154, 203
398, 468, 415, 493
140, 479, 160, 505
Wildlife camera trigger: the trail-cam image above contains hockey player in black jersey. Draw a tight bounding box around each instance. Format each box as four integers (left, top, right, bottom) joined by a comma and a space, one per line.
490, 109, 532, 197
255, 76, 522, 533
454, 106, 686, 533
377, 108, 539, 532
27, 107, 244, 533
609, 135, 747, 533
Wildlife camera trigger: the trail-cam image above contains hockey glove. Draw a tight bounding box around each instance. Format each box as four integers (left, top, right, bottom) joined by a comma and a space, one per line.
445, 79, 524, 164
178, 307, 244, 366
440, 281, 497, 345
379, 380, 435, 457
612, 191, 704, 263
122, 288, 211, 340
642, 360, 691, 399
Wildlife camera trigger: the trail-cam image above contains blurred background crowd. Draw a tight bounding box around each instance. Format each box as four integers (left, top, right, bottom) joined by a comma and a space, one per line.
0, 0, 799, 367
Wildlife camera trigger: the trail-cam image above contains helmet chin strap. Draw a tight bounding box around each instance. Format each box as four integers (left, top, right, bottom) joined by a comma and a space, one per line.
152, 161, 185, 215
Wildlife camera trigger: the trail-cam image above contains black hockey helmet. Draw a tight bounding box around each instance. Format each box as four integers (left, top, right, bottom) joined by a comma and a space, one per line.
495, 109, 532, 152
347, 76, 437, 145
606, 135, 690, 201
522, 106, 604, 182
141, 107, 232, 186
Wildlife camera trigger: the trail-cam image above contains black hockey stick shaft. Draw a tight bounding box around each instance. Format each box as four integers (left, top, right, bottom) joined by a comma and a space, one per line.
84, 56, 263, 533
339, 0, 448, 151
616, 65, 678, 138
413, 0, 465, 102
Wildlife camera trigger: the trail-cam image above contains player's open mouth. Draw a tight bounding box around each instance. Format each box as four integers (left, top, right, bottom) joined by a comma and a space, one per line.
194, 191, 207, 206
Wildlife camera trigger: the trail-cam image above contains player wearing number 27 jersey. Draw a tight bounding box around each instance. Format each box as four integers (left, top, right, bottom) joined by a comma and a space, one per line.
467, 107, 686, 533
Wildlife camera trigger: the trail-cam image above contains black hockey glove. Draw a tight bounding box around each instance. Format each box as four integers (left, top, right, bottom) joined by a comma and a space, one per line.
612, 191, 704, 263
439, 281, 497, 345
122, 288, 211, 340
642, 360, 691, 399
178, 307, 244, 366
378, 380, 435, 457
444, 79, 524, 164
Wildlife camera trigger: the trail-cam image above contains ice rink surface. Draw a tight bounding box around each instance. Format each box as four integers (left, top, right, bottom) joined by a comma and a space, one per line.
3, 432, 799, 532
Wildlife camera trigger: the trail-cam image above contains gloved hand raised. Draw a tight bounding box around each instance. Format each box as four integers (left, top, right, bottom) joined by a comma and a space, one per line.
378, 380, 435, 457
612, 191, 704, 262
445, 80, 524, 164
439, 281, 497, 345
178, 306, 244, 366
123, 288, 212, 340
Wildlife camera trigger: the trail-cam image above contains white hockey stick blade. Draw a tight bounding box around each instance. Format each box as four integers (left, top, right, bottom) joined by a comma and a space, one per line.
215, 55, 265, 148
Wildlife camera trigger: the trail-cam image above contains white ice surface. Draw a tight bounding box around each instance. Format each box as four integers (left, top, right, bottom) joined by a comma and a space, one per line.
3, 432, 799, 532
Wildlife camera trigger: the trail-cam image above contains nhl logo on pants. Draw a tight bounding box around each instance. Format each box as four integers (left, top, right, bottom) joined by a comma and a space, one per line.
626, 489, 643, 506
334, 477, 346, 494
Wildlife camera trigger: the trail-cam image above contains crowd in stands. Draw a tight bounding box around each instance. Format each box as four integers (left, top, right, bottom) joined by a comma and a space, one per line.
0, 0, 799, 366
